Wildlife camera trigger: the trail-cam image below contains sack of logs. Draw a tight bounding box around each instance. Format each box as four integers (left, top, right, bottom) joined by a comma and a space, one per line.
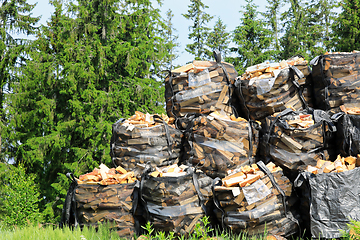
234, 56, 313, 121
212, 161, 300, 238
110, 111, 182, 176
333, 106, 360, 156
310, 51, 360, 114
60, 164, 141, 239
139, 164, 213, 236
165, 51, 239, 119
260, 108, 337, 177
294, 159, 360, 239
180, 111, 260, 179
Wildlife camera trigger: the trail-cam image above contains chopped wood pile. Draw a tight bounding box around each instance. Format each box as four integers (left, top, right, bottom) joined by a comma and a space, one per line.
235, 56, 312, 121
148, 163, 189, 178
340, 105, 360, 115
311, 51, 360, 114
75, 164, 138, 238
305, 155, 360, 174
110, 111, 182, 175
213, 162, 299, 237
77, 164, 136, 185
260, 109, 336, 173
182, 111, 260, 178
140, 168, 213, 236
165, 60, 238, 118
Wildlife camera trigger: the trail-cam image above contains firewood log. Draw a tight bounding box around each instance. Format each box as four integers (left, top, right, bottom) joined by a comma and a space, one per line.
213, 161, 299, 238
234, 56, 313, 121
311, 51, 360, 114
165, 57, 239, 119
182, 111, 260, 178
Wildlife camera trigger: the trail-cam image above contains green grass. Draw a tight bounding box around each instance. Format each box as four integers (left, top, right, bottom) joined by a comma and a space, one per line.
0, 218, 356, 240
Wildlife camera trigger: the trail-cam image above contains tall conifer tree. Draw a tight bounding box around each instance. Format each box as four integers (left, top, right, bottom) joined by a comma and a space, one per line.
7, 0, 170, 221
0, 0, 39, 159
332, 0, 360, 51
230, 0, 273, 74
183, 0, 213, 60
205, 17, 230, 60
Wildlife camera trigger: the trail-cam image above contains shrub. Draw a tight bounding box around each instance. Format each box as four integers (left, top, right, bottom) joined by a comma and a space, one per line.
0, 163, 42, 228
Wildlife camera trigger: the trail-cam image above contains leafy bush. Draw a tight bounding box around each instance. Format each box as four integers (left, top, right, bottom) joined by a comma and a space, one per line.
0, 163, 42, 228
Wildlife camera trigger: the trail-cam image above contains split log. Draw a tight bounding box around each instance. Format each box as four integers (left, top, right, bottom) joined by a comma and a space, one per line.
165, 55, 239, 119
260, 108, 337, 177
234, 56, 313, 121
311, 51, 360, 114
110, 112, 182, 176
140, 167, 213, 236
213, 161, 299, 238
182, 111, 260, 178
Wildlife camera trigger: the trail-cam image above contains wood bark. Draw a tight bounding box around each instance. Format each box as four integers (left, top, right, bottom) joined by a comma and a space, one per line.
182, 113, 260, 178
165, 61, 238, 119
311, 52, 360, 114
235, 57, 312, 121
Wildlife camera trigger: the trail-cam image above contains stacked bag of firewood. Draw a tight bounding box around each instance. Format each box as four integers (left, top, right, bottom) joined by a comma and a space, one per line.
61, 50, 360, 239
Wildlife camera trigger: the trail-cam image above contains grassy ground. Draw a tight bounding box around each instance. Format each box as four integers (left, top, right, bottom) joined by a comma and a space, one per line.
0, 219, 356, 240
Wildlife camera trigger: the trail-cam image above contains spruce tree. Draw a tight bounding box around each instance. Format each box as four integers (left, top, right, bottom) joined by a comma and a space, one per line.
332, 0, 360, 52
263, 0, 283, 60
230, 0, 273, 74
205, 17, 230, 60
183, 0, 213, 60
0, 0, 39, 159
6, 0, 170, 222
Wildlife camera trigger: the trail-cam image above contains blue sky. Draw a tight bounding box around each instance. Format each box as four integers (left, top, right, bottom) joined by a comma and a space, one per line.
27, 0, 267, 65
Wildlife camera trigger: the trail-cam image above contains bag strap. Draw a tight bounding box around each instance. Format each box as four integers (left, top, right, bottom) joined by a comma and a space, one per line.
211, 177, 225, 229
154, 115, 173, 158
289, 65, 309, 111
60, 173, 78, 228
190, 168, 207, 216
257, 161, 301, 235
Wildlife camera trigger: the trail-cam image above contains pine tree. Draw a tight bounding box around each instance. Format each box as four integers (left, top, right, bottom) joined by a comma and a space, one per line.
279, 0, 336, 60
205, 17, 230, 60
332, 0, 360, 52
230, 0, 273, 74
6, 0, 171, 222
159, 9, 179, 71
182, 0, 213, 60
0, 0, 39, 160
263, 0, 283, 60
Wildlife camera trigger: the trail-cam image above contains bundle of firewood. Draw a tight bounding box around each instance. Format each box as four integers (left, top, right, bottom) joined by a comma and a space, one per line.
110, 111, 182, 175
305, 155, 360, 174
140, 167, 213, 236
181, 111, 260, 178
213, 162, 299, 237
260, 109, 337, 175
77, 164, 136, 185
74, 164, 139, 238
311, 51, 360, 114
235, 56, 312, 121
165, 59, 238, 118
340, 105, 360, 115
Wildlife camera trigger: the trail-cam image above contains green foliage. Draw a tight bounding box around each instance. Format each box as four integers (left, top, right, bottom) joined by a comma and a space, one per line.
4, 0, 171, 223
331, 0, 360, 52
0, 163, 42, 229
341, 219, 360, 239
205, 17, 230, 60
183, 0, 213, 60
0, 0, 39, 160
279, 0, 337, 60
262, 0, 283, 60
0, 222, 122, 240
230, 0, 273, 74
